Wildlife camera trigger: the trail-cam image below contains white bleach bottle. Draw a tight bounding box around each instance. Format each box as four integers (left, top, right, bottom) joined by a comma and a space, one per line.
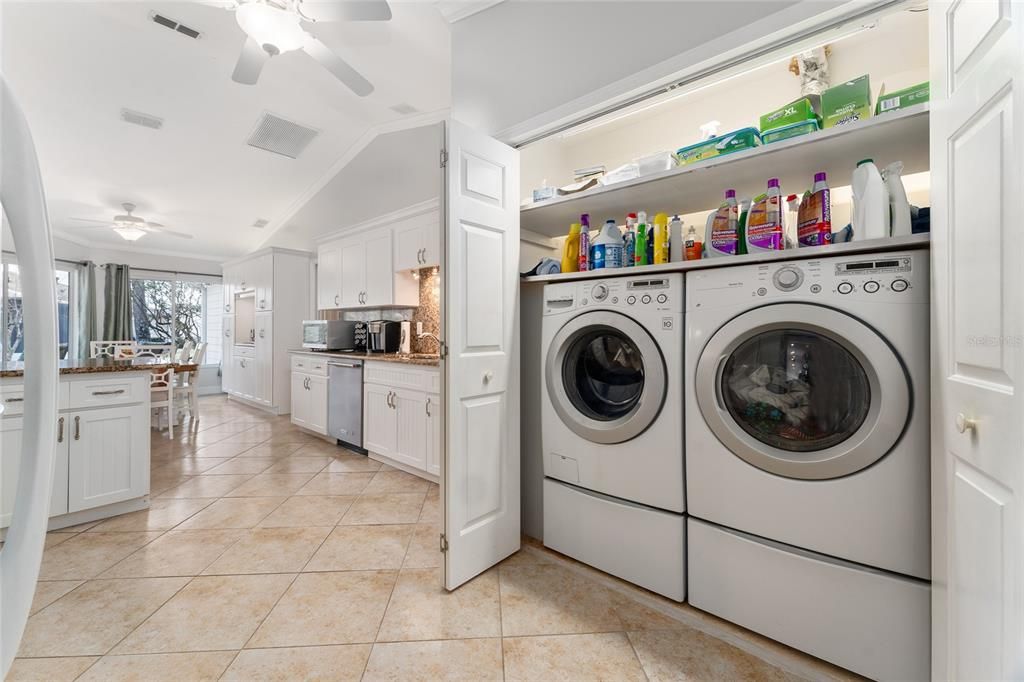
851, 159, 889, 241
884, 161, 912, 237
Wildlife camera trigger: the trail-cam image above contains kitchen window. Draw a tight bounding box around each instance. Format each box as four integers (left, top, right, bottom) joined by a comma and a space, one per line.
129, 270, 222, 365
1, 257, 77, 362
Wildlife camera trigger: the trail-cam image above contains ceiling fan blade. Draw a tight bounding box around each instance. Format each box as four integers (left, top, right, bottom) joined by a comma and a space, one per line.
143, 224, 194, 240
67, 224, 115, 229
302, 36, 374, 96
232, 37, 270, 85
69, 217, 111, 224
299, 0, 391, 22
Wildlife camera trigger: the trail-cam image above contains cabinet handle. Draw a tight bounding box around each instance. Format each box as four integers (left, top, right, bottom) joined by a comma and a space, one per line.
259, 329, 265, 338
74, 416, 80, 441
334, 294, 339, 306
305, 377, 310, 390
4, 397, 23, 403
58, 416, 64, 443
240, 359, 246, 368
225, 330, 231, 338
386, 391, 392, 408
92, 389, 125, 396
425, 397, 431, 417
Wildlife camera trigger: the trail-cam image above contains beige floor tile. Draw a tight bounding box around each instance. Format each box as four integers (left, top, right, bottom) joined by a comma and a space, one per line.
18, 577, 188, 657
52, 520, 101, 533
191, 441, 259, 458
377, 568, 500, 642
258, 495, 356, 528
77, 652, 236, 682
363, 470, 432, 494
418, 494, 440, 523
101, 529, 246, 578
239, 442, 306, 458
44, 532, 74, 549
296, 472, 375, 496
149, 457, 232, 475
403, 523, 442, 569
38, 532, 162, 580
157, 474, 253, 499
498, 563, 626, 636
263, 455, 333, 473
200, 457, 277, 475
503, 633, 646, 681
216, 431, 274, 444
202, 527, 331, 574
627, 629, 801, 682
87, 498, 213, 532
30, 580, 83, 615
150, 470, 193, 495
222, 644, 371, 681
363, 639, 503, 682
113, 573, 294, 654
226, 472, 316, 497
248, 570, 396, 647
5, 656, 98, 681
326, 454, 383, 473
498, 546, 557, 569
265, 432, 321, 445
305, 524, 414, 572
340, 492, 426, 525
174, 497, 286, 530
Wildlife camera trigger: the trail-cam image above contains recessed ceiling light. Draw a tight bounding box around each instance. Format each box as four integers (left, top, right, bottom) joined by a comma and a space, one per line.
390, 103, 419, 115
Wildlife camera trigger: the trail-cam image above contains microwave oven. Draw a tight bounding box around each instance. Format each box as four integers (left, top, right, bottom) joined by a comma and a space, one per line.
302, 320, 356, 351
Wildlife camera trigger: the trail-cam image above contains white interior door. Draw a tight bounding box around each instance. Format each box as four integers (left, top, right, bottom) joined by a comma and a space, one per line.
442, 119, 521, 590
930, 3, 1023, 679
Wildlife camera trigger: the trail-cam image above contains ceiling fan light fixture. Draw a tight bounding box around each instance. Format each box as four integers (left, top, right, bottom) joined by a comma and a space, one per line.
113, 226, 147, 241
235, 2, 306, 54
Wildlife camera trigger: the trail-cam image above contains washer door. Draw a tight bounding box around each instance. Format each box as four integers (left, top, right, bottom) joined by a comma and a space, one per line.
546, 310, 666, 444
696, 303, 910, 479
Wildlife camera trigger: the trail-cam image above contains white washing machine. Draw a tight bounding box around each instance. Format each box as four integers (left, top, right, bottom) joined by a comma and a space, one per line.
541, 273, 685, 601
685, 251, 930, 681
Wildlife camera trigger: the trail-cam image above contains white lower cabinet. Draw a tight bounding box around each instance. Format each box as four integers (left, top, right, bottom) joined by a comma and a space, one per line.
290, 356, 328, 436
363, 363, 440, 479
364, 383, 398, 457
426, 392, 440, 477
1, 416, 69, 527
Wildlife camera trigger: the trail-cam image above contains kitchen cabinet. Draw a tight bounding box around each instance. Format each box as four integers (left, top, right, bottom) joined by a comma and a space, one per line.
317, 243, 342, 310
255, 311, 273, 406
339, 235, 365, 307
425, 392, 440, 477
290, 354, 329, 435
393, 389, 429, 471
362, 362, 440, 479
67, 404, 147, 513
1, 416, 69, 527
253, 252, 274, 311
393, 211, 441, 271
364, 383, 398, 456
232, 352, 256, 401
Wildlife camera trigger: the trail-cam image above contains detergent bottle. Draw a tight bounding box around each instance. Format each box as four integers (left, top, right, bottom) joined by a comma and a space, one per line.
746, 178, 785, 252
797, 172, 832, 247
578, 213, 591, 271
623, 213, 637, 267
635, 211, 650, 266
592, 219, 624, 269
851, 159, 889, 241
884, 161, 912, 237
684, 224, 703, 260
653, 212, 670, 264
561, 223, 581, 272
705, 189, 740, 257
784, 194, 801, 248
669, 215, 684, 262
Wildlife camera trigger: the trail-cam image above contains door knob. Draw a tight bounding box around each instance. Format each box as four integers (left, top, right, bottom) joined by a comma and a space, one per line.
956, 413, 977, 434
483, 371, 494, 383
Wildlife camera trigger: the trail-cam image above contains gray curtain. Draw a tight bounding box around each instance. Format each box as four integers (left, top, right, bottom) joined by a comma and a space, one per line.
102, 263, 132, 340
76, 261, 97, 361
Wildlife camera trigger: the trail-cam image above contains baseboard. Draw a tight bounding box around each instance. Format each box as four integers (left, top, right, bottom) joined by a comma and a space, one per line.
367, 451, 438, 484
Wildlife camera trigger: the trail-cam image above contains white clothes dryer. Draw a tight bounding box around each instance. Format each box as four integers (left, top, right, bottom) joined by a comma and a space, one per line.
685, 251, 930, 681
541, 273, 685, 600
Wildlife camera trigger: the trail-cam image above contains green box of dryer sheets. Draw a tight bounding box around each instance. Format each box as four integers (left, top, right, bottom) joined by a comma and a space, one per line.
822, 75, 872, 129
759, 97, 819, 132
875, 81, 930, 115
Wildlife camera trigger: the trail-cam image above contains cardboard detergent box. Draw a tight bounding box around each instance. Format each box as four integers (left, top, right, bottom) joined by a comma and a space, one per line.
759, 97, 820, 132
821, 75, 872, 129
875, 81, 930, 115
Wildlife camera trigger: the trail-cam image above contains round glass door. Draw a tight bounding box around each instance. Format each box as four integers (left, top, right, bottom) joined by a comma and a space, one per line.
696, 303, 910, 479
546, 310, 666, 444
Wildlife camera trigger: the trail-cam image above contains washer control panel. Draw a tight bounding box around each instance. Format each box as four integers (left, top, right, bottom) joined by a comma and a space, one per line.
543, 274, 683, 315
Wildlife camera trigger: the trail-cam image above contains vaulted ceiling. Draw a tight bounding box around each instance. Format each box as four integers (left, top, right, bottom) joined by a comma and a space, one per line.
1, 1, 451, 261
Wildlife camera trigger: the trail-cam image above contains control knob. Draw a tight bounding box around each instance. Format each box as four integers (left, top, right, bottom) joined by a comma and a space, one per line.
837, 281, 854, 295
773, 266, 803, 291
592, 283, 609, 301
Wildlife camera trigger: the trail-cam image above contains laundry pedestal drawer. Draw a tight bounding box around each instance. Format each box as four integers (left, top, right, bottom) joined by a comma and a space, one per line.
543, 478, 685, 601
687, 518, 929, 681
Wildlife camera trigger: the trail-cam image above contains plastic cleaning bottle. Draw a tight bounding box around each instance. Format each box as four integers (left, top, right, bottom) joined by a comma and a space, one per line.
798, 172, 832, 247
635, 211, 649, 266
884, 161, 912, 237
578, 214, 591, 271
737, 196, 752, 255
705, 190, 740, 257
592, 219, 624, 269
852, 159, 889, 241
623, 213, 637, 267
669, 215, 684, 262
561, 223, 581, 273
784, 194, 800, 249
653, 213, 670, 264
684, 224, 703, 260
746, 179, 785, 252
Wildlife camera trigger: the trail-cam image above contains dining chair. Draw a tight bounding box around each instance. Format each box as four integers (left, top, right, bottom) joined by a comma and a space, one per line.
149, 367, 176, 438
176, 342, 207, 424
90, 340, 136, 359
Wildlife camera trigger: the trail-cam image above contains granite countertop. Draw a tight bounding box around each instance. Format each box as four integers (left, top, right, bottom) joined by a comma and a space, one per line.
0, 358, 200, 378
290, 349, 440, 368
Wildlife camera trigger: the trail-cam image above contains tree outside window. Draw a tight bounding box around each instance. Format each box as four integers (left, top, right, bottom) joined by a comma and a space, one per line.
3, 263, 73, 361
130, 278, 206, 348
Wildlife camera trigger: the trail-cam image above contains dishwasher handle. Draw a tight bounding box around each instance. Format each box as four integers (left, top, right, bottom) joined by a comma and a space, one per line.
329, 362, 361, 368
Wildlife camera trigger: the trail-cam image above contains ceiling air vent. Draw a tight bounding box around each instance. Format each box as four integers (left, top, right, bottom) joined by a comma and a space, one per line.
247, 113, 320, 159
390, 103, 419, 115
120, 108, 164, 130
252, 218, 270, 229
149, 12, 203, 39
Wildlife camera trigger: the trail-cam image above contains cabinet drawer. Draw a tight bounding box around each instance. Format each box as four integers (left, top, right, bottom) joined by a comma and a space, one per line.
234, 344, 255, 358
68, 375, 147, 409
364, 363, 440, 392
1, 382, 70, 416
290, 355, 329, 376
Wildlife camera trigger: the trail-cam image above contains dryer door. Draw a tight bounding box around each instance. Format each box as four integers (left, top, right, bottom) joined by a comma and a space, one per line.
696, 303, 910, 479
546, 310, 666, 444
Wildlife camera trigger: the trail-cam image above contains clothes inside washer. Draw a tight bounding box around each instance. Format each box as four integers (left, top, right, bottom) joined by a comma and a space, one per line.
565, 329, 645, 421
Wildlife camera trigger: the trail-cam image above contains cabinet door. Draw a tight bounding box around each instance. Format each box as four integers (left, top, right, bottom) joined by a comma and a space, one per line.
393, 221, 424, 272
421, 213, 441, 268
221, 317, 234, 393
339, 237, 366, 307
234, 357, 255, 399
290, 372, 308, 426
254, 252, 274, 311
393, 389, 428, 471
426, 393, 440, 476
306, 374, 329, 436
364, 231, 393, 307
317, 243, 342, 310
0, 416, 69, 528
255, 311, 273, 405
364, 384, 397, 456
68, 405, 147, 513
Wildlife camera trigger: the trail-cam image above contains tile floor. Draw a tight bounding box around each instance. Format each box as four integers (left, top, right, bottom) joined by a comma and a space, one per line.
9, 395, 848, 681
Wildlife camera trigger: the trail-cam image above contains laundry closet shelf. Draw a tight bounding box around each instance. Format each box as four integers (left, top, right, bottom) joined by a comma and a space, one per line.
521, 233, 930, 284
520, 103, 930, 237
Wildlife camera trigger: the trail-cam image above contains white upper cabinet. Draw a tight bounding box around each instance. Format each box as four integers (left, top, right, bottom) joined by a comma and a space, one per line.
253, 252, 273, 311
394, 209, 441, 272
364, 230, 397, 307
339, 235, 366, 307
317, 243, 342, 310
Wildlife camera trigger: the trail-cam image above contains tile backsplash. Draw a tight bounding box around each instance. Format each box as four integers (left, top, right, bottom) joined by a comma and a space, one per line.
319, 267, 440, 354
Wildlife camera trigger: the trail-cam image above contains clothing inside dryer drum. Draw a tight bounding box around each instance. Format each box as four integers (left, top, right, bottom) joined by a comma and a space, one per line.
722, 329, 871, 452
564, 327, 645, 421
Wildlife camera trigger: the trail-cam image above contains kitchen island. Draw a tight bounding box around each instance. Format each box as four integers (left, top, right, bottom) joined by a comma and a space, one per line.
0, 358, 191, 533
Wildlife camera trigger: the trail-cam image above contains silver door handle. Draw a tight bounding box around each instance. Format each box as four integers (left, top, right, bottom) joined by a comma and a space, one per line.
58, 416, 64, 443
335, 294, 339, 306
385, 391, 391, 408
92, 389, 125, 396
425, 397, 431, 417
387, 391, 394, 408
305, 377, 311, 390
330, 362, 360, 368
4, 397, 24, 403
74, 416, 80, 441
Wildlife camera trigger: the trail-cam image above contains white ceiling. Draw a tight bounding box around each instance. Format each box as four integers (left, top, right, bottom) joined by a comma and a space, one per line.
1, 1, 451, 261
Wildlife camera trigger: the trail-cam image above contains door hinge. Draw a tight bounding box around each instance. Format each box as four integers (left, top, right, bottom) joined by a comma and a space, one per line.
439, 341, 449, 360
439, 533, 449, 553
439, 149, 448, 168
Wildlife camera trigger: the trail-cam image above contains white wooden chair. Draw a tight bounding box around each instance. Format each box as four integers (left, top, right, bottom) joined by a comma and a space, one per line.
149, 367, 176, 438
176, 342, 206, 424
90, 340, 136, 359
139, 344, 174, 361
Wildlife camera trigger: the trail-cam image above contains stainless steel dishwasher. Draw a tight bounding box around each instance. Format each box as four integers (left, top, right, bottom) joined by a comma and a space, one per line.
328, 359, 365, 453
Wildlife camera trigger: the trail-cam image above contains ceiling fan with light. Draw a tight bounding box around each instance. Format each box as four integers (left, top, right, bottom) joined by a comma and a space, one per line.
69, 203, 193, 242
219, 0, 391, 95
